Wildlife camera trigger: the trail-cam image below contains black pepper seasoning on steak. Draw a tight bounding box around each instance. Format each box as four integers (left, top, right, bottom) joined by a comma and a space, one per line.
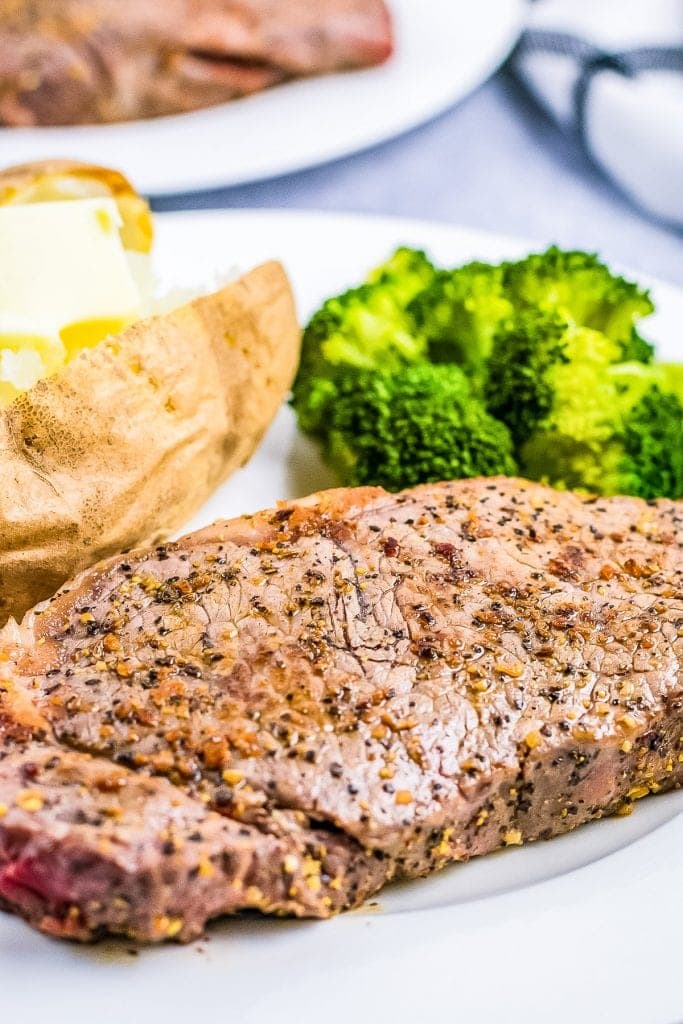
0, 476, 682, 942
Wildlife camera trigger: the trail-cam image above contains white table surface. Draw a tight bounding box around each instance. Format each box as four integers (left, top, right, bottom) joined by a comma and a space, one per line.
153, 70, 683, 288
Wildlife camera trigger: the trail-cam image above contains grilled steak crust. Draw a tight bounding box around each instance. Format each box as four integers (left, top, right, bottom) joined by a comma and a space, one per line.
1, 477, 682, 942
0, 0, 393, 126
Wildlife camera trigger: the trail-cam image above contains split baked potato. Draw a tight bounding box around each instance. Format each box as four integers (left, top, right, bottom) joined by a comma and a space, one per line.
0, 162, 300, 620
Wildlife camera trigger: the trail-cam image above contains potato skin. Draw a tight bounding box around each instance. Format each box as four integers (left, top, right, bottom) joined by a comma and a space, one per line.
0, 261, 300, 620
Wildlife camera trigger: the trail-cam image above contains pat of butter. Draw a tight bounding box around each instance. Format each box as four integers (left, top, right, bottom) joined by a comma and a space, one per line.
0, 197, 143, 404
0, 197, 141, 335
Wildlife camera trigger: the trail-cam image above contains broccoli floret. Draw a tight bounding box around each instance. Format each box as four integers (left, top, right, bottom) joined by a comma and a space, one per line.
292, 243, 672, 499
324, 362, 517, 491
292, 247, 435, 434
523, 368, 683, 499
656, 362, 683, 402
486, 310, 624, 448
408, 247, 654, 391
409, 263, 514, 389
488, 315, 683, 498
365, 245, 438, 305
502, 246, 655, 361
618, 382, 683, 500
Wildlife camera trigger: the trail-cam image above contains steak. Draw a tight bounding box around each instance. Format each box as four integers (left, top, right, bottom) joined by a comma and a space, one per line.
0, 477, 682, 943
0, 0, 393, 126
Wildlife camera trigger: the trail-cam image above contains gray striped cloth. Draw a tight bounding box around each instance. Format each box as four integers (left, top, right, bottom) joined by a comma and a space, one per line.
509, 0, 683, 227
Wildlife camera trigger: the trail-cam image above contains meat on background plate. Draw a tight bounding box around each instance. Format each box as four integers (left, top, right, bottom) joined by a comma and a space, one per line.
1, 477, 682, 943
0, 0, 394, 126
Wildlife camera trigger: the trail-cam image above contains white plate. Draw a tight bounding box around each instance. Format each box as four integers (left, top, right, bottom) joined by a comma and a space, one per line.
2, 210, 682, 1024
0, 0, 524, 195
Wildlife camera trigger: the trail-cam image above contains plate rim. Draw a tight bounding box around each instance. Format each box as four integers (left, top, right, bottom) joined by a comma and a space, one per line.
152, 204, 683, 295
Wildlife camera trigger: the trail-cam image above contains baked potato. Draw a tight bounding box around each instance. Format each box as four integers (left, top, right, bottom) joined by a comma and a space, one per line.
0, 260, 300, 621
0, 162, 301, 618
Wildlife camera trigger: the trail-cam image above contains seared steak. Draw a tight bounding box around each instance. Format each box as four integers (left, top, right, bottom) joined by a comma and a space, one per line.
1, 477, 682, 942
0, 0, 393, 126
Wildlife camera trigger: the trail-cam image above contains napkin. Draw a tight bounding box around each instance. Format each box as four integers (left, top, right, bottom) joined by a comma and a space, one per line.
510, 0, 683, 226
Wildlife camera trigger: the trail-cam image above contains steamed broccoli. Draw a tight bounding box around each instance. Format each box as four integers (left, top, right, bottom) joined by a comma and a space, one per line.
485, 311, 623, 447
408, 262, 513, 390
364, 245, 437, 302
292, 243, 676, 500
292, 247, 435, 434
324, 362, 517, 490
487, 312, 683, 498
657, 362, 683, 402
502, 246, 655, 362
405, 247, 654, 392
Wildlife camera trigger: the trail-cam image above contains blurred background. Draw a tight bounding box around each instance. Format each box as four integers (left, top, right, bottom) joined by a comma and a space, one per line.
2, 0, 681, 284
151, 0, 683, 286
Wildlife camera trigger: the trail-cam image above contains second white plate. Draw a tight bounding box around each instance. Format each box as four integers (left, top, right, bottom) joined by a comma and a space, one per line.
0, 0, 524, 195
